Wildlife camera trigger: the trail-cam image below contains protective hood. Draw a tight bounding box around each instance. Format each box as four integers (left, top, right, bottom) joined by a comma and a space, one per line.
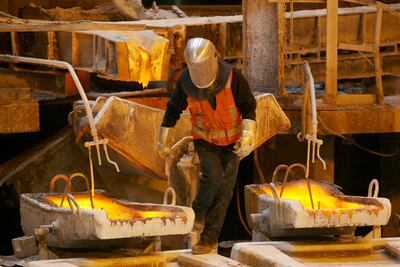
184, 37, 218, 88
180, 60, 232, 100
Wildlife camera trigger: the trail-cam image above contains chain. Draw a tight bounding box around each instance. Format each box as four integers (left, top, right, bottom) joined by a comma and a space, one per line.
282, 0, 295, 67
289, 0, 294, 66
290, 0, 294, 48
282, 1, 289, 67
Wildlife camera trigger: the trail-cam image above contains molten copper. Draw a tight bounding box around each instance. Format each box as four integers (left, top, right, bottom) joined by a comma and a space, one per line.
45, 193, 174, 220
137, 47, 152, 88
258, 179, 371, 210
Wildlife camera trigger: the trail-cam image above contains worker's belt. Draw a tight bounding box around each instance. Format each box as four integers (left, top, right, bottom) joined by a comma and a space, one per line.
192, 125, 241, 142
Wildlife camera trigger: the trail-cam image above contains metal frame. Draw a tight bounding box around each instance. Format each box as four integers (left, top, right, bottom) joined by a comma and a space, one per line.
273, 0, 400, 106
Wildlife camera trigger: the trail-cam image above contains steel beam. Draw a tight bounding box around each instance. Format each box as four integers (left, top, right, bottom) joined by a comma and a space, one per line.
285, 102, 400, 135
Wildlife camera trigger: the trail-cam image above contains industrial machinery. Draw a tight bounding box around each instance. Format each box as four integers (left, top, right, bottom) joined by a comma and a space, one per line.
20, 173, 194, 249
245, 164, 391, 239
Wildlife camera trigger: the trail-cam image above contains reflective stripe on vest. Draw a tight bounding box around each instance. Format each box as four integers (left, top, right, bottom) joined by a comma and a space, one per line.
187, 71, 242, 146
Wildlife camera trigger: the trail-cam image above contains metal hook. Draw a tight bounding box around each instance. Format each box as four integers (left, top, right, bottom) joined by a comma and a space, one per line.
271, 164, 289, 183
49, 174, 71, 193
268, 183, 281, 205
163, 187, 176, 206
317, 142, 326, 170
61, 173, 94, 209
368, 179, 379, 198
280, 163, 307, 197
66, 194, 80, 215
280, 163, 315, 210
85, 138, 120, 197
103, 142, 120, 173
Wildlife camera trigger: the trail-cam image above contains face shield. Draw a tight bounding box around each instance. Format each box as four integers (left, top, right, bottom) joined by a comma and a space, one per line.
184, 38, 219, 89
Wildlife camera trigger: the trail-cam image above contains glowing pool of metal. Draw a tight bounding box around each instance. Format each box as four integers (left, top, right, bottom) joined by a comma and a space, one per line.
20, 190, 195, 248
245, 179, 391, 238
45, 193, 175, 220
257, 179, 370, 210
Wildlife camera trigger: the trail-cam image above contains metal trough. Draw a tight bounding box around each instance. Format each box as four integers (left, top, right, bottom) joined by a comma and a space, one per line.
245, 174, 391, 238
20, 189, 194, 248
72, 93, 291, 180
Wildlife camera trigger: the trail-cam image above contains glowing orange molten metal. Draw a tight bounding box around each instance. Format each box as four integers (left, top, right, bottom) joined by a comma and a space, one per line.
138, 47, 152, 88
260, 179, 367, 210
45, 194, 174, 220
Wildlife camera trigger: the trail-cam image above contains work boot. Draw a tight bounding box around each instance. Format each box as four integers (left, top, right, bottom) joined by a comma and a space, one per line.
191, 240, 218, 255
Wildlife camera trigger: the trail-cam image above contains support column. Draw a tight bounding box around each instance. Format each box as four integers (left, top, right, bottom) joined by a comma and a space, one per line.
243, 0, 278, 93
277, 3, 287, 96
374, 7, 384, 105
325, 0, 338, 104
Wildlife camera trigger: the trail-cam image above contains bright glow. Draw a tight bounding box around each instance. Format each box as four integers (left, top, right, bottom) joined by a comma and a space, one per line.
45, 194, 174, 220
259, 179, 369, 210
138, 47, 152, 88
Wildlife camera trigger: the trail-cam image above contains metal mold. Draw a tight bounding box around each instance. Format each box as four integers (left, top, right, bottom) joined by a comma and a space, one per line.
245, 177, 391, 238
20, 189, 194, 248
82, 93, 291, 180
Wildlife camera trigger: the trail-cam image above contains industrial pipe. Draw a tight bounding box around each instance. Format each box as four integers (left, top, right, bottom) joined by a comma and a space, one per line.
0, 54, 98, 140
0, 54, 120, 197
301, 61, 326, 177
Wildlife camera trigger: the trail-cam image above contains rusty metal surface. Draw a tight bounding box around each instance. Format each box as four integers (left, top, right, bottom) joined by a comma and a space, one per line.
0, 87, 39, 133
1, 29, 170, 84
245, 180, 391, 238
2, 5, 400, 87
20, 189, 194, 248
0, 16, 241, 83
283, 98, 400, 135
253, 93, 291, 149
93, 96, 191, 180
0, 100, 38, 133
87, 93, 290, 182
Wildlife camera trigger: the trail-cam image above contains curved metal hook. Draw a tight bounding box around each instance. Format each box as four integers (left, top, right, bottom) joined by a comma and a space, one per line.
69, 173, 94, 209
66, 194, 81, 215
50, 174, 71, 193
281, 163, 307, 192
368, 179, 379, 198
280, 163, 315, 210
268, 183, 281, 205
163, 187, 176, 206
271, 164, 289, 183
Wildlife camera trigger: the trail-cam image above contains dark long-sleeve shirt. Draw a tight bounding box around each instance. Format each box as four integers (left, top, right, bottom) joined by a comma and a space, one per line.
162, 68, 256, 127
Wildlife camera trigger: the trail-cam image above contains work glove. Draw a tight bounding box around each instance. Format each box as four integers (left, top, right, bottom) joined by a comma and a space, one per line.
234, 119, 257, 158
157, 127, 171, 158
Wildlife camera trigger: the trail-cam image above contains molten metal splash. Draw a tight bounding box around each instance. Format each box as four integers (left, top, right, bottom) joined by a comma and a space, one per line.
260, 179, 366, 210
138, 47, 152, 88
45, 194, 173, 220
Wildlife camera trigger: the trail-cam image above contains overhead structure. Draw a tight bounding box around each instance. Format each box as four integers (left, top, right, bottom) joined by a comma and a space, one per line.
244, 0, 400, 106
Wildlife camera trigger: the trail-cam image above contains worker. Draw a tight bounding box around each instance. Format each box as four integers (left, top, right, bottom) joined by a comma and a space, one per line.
157, 37, 257, 254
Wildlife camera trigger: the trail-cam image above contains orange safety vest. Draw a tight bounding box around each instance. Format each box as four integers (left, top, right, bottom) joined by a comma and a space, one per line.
187, 72, 242, 146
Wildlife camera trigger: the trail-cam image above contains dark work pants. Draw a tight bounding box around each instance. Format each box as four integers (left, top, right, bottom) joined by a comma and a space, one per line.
192, 139, 240, 245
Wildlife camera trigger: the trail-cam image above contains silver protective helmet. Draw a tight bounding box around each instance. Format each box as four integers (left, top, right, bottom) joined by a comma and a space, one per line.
184, 38, 219, 89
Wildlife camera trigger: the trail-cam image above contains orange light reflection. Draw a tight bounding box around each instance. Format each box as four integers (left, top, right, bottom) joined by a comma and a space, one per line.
138, 48, 151, 88
45, 194, 173, 220
260, 179, 366, 210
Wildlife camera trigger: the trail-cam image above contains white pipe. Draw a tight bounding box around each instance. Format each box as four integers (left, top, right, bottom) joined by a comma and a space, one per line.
0, 54, 121, 198
304, 62, 317, 138
303, 61, 326, 174
0, 54, 98, 140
